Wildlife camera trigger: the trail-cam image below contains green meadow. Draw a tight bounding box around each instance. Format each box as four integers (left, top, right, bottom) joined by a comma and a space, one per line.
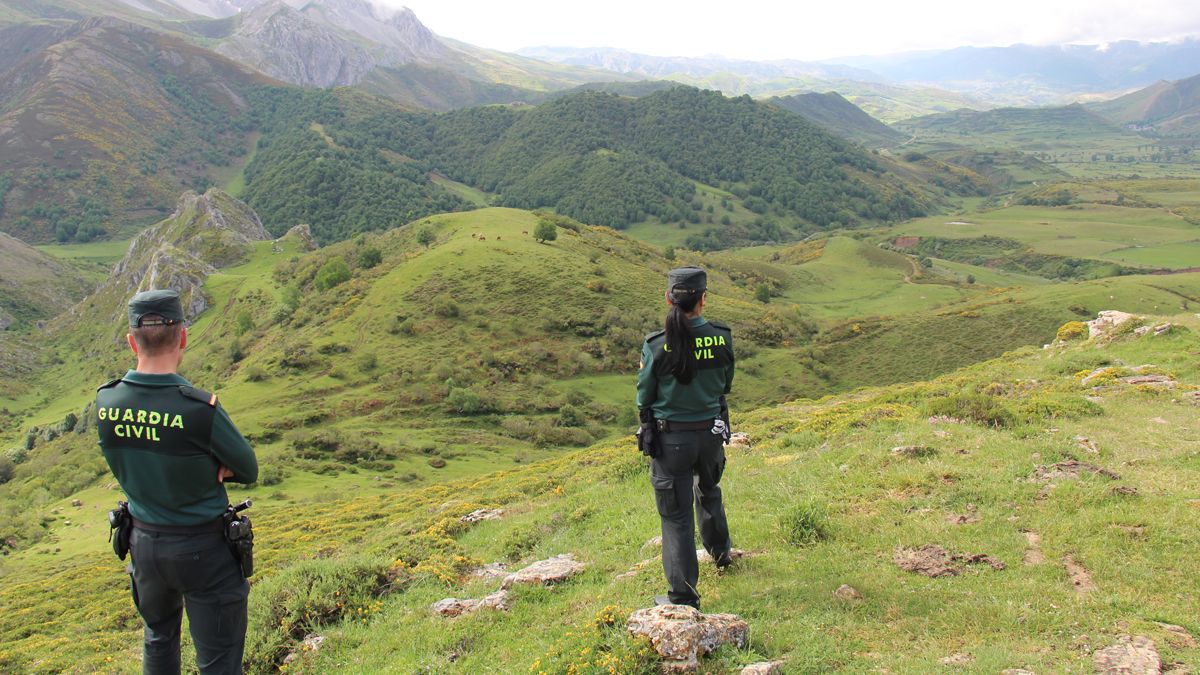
890, 203, 1200, 269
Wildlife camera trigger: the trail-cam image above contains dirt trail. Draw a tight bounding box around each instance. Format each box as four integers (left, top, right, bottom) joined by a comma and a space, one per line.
1022, 531, 1044, 565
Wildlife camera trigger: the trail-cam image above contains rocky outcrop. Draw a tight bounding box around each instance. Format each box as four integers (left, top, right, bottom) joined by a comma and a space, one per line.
430, 589, 511, 617
278, 223, 317, 252
626, 604, 749, 672
741, 662, 784, 674
434, 554, 585, 619
105, 189, 269, 322
501, 553, 586, 589
1087, 311, 1139, 339
460, 508, 504, 524
1093, 635, 1161, 674
215, 1, 456, 88
218, 2, 376, 87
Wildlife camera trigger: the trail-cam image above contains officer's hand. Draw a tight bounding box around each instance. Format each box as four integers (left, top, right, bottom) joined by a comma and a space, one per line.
217, 465, 235, 483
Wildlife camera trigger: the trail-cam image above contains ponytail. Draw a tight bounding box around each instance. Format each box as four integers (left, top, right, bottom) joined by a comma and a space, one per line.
663, 289, 700, 384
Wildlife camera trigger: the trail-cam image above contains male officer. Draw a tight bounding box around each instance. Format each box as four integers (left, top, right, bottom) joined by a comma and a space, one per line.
636, 267, 735, 610
97, 289, 257, 675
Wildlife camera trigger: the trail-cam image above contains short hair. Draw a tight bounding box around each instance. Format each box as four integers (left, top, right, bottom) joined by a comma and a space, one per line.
130, 314, 183, 356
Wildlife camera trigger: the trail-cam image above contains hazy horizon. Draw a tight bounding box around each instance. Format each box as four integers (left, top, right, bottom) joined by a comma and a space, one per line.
374, 0, 1200, 62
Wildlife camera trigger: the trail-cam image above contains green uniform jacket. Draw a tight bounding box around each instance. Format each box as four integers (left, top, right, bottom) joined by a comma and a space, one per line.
96, 371, 258, 526
637, 317, 734, 421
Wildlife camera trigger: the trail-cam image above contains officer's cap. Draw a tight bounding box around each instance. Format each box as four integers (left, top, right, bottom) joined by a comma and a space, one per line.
128, 290, 184, 328
667, 266, 707, 298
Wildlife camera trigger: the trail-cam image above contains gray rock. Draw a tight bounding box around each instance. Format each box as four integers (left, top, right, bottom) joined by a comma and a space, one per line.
501, 553, 586, 589
1087, 310, 1139, 339
726, 432, 751, 448
460, 508, 505, 524
833, 584, 863, 601
741, 661, 784, 674
469, 562, 509, 580
891, 445, 937, 458
281, 633, 326, 665
430, 589, 511, 617
627, 604, 749, 672
1093, 635, 1161, 674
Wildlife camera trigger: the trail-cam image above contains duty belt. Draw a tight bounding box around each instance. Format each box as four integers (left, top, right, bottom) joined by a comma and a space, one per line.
655, 418, 716, 432
131, 516, 225, 535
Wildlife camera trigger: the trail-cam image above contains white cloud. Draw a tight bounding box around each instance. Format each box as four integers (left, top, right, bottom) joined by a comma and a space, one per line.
371, 0, 1200, 61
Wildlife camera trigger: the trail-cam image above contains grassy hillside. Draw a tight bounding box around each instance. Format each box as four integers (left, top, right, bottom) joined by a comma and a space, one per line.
893, 103, 1200, 183
1, 310, 1196, 672
767, 92, 904, 148
1091, 73, 1200, 137
0, 207, 825, 539
0, 232, 89, 330
0, 18, 275, 243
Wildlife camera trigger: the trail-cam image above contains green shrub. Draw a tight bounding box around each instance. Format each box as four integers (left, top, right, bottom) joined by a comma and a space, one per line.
557, 404, 585, 427
357, 246, 382, 269
755, 283, 771, 303
924, 393, 1016, 427
355, 351, 378, 373
416, 227, 436, 248
446, 387, 484, 414
258, 464, 284, 486
432, 295, 460, 318
314, 256, 351, 291
782, 499, 829, 546
1015, 394, 1104, 422
244, 557, 395, 671
235, 310, 254, 336
534, 219, 558, 243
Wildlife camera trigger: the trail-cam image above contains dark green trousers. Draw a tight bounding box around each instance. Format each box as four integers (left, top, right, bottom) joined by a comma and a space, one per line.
650, 429, 733, 608
129, 528, 249, 675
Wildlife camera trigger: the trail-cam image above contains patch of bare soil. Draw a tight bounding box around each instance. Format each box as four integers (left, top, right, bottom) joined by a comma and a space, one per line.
894, 544, 1005, 578
1064, 555, 1095, 593
1033, 460, 1120, 481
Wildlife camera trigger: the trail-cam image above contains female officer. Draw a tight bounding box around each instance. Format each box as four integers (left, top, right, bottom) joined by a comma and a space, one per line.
636, 266, 735, 610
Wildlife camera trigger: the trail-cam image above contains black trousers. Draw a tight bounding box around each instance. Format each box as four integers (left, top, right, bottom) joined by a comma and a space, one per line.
129, 528, 249, 675
650, 428, 733, 608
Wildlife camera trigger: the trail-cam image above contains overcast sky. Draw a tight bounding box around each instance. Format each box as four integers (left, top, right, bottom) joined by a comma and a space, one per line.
377, 0, 1200, 61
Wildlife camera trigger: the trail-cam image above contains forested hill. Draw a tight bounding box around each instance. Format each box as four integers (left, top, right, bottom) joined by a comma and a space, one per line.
243, 86, 930, 246
767, 92, 905, 147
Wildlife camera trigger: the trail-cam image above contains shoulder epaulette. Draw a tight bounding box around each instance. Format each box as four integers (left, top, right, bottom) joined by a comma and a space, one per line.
709, 320, 732, 332
96, 378, 123, 392
180, 385, 217, 407
643, 329, 666, 343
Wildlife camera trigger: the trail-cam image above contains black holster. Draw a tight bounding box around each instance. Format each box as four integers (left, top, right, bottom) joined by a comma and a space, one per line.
108, 501, 131, 561
717, 396, 732, 443
223, 503, 254, 578
636, 407, 659, 458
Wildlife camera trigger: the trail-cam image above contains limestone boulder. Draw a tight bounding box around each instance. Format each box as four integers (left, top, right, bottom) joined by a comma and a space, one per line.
501, 553, 586, 589
627, 604, 749, 672
430, 589, 511, 617
1093, 635, 1161, 674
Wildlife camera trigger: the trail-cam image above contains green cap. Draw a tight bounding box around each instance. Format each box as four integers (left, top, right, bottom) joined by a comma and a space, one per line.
128, 289, 184, 327
667, 266, 706, 299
